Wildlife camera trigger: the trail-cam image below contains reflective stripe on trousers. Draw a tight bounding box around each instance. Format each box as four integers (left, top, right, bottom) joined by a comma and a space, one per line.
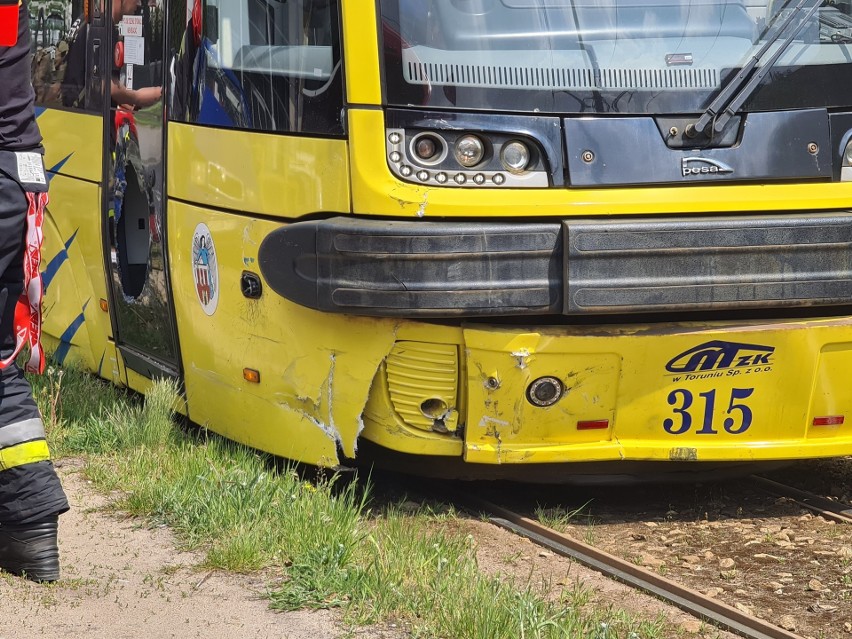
0, 418, 50, 471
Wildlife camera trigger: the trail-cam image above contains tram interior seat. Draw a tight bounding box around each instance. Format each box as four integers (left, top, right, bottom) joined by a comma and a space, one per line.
199, 0, 341, 132
246, 0, 333, 47
232, 45, 334, 79
404, 0, 757, 49
762, 0, 852, 44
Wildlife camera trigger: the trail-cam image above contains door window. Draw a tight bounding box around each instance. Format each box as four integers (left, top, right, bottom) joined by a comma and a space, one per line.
169, 0, 343, 134
30, 0, 100, 111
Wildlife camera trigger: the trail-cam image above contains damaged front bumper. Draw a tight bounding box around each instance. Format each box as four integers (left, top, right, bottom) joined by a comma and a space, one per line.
361, 317, 852, 466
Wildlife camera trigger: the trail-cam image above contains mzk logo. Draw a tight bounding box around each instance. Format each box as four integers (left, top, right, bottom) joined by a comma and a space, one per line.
681, 157, 734, 177
666, 340, 775, 374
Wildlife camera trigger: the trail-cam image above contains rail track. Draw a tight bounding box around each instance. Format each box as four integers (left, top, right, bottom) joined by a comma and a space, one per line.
750, 475, 852, 525
457, 494, 811, 639
410, 466, 852, 639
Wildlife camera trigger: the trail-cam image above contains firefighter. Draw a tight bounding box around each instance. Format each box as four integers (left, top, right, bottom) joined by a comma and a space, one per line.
0, 0, 69, 582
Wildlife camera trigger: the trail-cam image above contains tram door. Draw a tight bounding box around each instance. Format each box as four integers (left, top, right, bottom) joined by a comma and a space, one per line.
102, 0, 179, 378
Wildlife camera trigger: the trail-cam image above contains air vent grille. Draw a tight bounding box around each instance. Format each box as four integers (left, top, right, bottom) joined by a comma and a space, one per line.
386, 341, 459, 433
404, 61, 718, 90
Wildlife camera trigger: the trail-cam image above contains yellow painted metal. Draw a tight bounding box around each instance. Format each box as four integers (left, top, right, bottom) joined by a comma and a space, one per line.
39, 110, 103, 183
349, 109, 852, 218
97, 341, 128, 388
167, 123, 351, 218
806, 343, 852, 439
461, 318, 852, 464
37, 109, 124, 386
341, 1, 382, 105
362, 326, 466, 457
41, 173, 114, 374
167, 200, 398, 465
31, 27, 852, 475
123, 369, 157, 398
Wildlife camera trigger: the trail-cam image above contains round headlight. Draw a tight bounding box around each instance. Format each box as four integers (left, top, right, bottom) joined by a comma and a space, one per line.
844, 140, 852, 167
454, 135, 485, 168
501, 141, 531, 173
409, 133, 446, 166
415, 137, 437, 160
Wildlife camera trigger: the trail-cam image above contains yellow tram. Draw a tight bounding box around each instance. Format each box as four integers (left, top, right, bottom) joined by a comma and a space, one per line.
30, 0, 852, 479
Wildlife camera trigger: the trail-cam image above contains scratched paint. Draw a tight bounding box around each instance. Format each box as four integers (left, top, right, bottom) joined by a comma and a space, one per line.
172, 201, 397, 465
463, 326, 622, 464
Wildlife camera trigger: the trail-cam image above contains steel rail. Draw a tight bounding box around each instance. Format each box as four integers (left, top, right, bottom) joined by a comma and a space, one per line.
750, 475, 852, 525
461, 496, 805, 639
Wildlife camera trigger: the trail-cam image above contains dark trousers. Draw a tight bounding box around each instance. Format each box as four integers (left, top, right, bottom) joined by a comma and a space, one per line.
0, 169, 68, 524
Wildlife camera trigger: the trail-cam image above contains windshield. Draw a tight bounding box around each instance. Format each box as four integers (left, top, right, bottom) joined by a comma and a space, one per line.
380, 0, 852, 114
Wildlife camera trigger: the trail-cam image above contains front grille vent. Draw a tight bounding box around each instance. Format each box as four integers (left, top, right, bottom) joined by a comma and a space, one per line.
404, 60, 718, 90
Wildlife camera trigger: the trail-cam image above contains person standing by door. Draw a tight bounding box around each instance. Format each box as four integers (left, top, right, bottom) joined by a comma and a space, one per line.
0, 0, 70, 582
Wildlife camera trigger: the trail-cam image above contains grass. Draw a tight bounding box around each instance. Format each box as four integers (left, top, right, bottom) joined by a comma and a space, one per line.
534, 500, 594, 530
30, 363, 676, 639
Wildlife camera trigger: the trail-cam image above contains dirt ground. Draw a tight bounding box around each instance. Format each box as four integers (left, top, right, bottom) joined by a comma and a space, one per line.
0, 460, 382, 639
0, 460, 773, 639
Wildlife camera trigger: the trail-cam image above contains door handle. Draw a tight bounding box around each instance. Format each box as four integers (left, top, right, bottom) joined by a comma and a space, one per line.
92, 39, 101, 78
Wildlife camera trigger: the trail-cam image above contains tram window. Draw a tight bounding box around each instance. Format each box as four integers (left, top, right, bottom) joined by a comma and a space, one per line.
31, 0, 97, 111
169, 0, 343, 135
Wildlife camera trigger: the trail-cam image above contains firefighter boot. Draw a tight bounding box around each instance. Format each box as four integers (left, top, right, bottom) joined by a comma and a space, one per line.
0, 516, 60, 582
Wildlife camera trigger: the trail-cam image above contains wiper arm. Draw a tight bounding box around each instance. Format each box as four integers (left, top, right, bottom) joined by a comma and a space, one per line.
689, 0, 824, 139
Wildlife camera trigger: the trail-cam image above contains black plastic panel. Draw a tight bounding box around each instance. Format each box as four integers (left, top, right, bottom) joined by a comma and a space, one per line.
565, 214, 852, 312
565, 109, 831, 186
258, 217, 563, 317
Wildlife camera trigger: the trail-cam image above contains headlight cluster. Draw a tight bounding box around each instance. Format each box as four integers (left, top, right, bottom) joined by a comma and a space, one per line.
843, 139, 852, 182
386, 128, 549, 188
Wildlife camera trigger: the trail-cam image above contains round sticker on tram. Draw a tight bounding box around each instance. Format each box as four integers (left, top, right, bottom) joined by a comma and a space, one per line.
192, 223, 219, 316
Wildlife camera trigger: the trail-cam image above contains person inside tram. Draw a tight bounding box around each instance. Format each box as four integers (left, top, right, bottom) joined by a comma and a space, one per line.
109, 0, 161, 109
61, 0, 161, 110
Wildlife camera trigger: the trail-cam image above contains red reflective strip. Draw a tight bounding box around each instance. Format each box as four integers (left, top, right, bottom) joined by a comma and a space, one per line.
0, 192, 47, 374
577, 420, 609, 431
813, 416, 844, 426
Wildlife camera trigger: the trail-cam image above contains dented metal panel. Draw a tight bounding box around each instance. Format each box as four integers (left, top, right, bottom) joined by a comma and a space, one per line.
169, 202, 397, 466
462, 318, 852, 465
464, 329, 621, 464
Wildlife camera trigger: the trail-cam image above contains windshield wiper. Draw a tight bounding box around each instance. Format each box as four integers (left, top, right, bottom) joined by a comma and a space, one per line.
688, 0, 824, 140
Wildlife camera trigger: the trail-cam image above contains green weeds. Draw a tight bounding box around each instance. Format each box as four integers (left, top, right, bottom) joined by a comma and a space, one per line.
534, 500, 593, 530
32, 364, 675, 639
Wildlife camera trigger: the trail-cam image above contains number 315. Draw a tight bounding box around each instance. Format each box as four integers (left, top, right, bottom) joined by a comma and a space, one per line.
663, 388, 754, 435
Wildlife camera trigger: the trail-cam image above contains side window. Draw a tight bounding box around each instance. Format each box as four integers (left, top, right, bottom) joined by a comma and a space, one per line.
31, 0, 97, 111
169, 0, 343, 135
